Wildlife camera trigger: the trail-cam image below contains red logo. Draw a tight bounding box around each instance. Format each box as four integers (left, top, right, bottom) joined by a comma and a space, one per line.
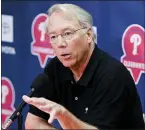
121, 24, 145, 84
2, 77, 15, 127
31, 13, 55, 68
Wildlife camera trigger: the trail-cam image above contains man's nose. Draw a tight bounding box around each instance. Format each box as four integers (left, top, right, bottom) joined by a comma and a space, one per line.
57, 35, 67, 47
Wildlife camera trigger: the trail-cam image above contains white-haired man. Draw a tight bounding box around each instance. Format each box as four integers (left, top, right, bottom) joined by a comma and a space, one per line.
23, 4, 145, 129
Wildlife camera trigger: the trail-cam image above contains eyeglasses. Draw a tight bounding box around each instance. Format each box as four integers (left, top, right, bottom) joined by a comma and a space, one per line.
48, 27, 87, 44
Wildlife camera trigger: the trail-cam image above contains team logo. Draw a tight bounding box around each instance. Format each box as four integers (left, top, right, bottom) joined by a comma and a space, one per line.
2, 77, 15, 127
31, 13, 55, 68
2, 14, 14, 43
121, 24, 145, 84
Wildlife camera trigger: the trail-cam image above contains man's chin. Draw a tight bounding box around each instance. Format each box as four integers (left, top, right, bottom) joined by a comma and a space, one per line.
62, 61, 75, 68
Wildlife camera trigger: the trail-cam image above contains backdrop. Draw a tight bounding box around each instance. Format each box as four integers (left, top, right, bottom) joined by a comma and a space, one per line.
2, 1, 145, 129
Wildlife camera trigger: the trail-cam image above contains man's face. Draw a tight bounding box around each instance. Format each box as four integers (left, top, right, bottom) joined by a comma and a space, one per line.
47, 12, 92, 68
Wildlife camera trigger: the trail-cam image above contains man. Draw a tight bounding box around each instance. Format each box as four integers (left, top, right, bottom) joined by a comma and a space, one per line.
23, 4, 145, 129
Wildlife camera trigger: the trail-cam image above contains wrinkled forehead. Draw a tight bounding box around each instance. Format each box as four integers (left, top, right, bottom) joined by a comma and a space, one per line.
47, 12, 81, 34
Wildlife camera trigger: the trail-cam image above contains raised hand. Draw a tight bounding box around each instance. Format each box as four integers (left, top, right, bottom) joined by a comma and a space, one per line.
22, 95, 65, 124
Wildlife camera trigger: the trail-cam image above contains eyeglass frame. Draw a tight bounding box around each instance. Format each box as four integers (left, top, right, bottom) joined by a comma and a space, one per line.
47, 27, 89, 44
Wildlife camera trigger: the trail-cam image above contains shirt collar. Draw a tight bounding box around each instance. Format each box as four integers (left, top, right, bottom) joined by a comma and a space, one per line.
63, 45, 102, 86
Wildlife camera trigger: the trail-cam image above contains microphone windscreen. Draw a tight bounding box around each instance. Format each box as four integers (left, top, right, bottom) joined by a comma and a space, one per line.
30, 73, 49, 91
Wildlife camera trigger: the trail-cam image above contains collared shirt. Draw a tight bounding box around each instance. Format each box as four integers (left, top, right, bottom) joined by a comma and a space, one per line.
29, 45, 145, 129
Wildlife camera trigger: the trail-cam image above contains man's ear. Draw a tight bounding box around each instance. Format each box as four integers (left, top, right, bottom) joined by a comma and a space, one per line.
86, 28, 93, 43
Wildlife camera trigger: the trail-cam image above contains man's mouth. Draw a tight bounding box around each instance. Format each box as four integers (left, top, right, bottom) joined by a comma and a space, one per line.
61, 54, 71, 58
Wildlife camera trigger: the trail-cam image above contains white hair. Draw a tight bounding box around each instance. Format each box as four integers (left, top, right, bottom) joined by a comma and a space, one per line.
45, 3, 96, 42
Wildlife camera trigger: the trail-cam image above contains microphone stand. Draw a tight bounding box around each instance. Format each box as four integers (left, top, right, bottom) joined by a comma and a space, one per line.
3, 111, 23, 130
3, 88, 35, 130
17, 112, 23, 130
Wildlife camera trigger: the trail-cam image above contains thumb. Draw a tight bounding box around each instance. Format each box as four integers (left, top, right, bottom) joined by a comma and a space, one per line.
48, 110, 56, 124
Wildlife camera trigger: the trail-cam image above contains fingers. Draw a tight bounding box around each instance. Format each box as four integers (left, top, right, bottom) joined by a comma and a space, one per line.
22, 95, 47, 107
22, 95, 64, 124
22, 95, 32, 103
39, 104, 53, 112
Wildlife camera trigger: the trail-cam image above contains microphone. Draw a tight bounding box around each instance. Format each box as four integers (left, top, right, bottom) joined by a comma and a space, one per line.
3, 73, 49, 130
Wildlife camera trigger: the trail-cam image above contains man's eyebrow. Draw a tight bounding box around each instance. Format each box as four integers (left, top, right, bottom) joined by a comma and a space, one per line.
62, 27, 74, 31
48, 27, 75, 35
